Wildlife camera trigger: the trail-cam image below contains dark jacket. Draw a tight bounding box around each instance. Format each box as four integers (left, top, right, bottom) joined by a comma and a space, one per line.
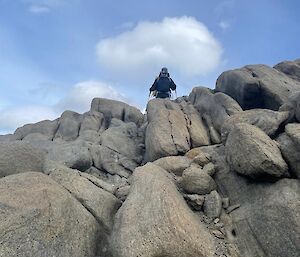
149, 76, 177, 98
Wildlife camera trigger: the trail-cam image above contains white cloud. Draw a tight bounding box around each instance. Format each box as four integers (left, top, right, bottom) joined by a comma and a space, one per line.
0, 106, 58, 134
219, 21, 230, 31
0, 80, 130, 135
96, 16, 223, 77
28, 5, 50, 13
55, 80, 127, 113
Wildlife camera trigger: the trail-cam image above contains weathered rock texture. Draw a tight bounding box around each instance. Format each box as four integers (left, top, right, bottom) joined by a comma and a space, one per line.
226, 123, 288, 178
181, 165, 217, 194
0, 141, 45, 178
49, 166, 121, 231
279, 91, 300, 122
200, 144, 300, 257
216, 64, 300, 110
110, 163, 216, 257
145, 99, 191, 161
0, 172, 101, 257
277, 123, 300, 178
274, 58, 300, 82
221, 109, 289, 141
188, 87, 242, 143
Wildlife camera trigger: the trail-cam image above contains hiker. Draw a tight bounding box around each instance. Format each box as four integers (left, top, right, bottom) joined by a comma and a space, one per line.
149, 67, 177, 99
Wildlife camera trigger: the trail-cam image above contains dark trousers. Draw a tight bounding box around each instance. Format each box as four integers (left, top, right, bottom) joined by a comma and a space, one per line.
156, 92, 170, 99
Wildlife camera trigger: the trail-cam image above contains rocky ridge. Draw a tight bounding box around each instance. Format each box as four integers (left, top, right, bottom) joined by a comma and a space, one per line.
0, 58, 300, 257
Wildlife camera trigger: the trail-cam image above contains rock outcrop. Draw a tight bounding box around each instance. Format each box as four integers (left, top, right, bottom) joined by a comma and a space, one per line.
216, 64, 300, 110
0, 57, 300, 257
274, 58, 300, 82
110, 163, 217, 257
0, 172, 101, 257
0, 141, 45, 178
277, 123, 300, 178
225, 123, 288, 178
221, 108, 289, 141
145, 99, 191, 161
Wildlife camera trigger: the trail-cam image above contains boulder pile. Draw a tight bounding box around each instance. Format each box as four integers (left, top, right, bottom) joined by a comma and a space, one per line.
0, 58, 300, 257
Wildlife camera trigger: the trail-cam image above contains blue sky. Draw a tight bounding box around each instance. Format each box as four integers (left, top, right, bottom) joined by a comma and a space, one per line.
0, 0, 299, 134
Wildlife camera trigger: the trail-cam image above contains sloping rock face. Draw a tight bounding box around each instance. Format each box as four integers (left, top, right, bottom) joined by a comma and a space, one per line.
144, 93, 240, 161
225, 123, 288, 178
91, 98, 144, 126
279, 91, 300, 122
277, 123, 300, 178
145, 99, 192, 161
49, 166, 121, 231
110, 163, 216, 257
14, 119, 59, 140
221, 109, 289, 141
0, 141, 45, 178
274, 58, 300, 82
200, 145, 300, 257
188, 87, 242, 143
0, 172, 101, 257
216, 64, 300, 110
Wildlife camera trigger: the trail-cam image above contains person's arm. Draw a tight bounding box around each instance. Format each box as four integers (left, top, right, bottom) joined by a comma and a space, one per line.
170, 78, 176, 91
150, 77, 159, 92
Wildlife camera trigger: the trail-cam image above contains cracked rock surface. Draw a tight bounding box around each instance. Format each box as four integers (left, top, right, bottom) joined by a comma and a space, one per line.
110, 163, 217, 257
0, 172, 101, 257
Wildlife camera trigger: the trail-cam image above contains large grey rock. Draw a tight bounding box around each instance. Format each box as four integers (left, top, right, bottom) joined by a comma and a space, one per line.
78, 129, 101, 143
225, 123, 288, 178
274, 59, 300, 82
49, 167, 121, 231
231, 179, 300, 257
181, 166, 217, 194
0, 134, 18, 142
110, 163, 216, 257
0, 141, 45, 178
0, 172, 100, 257
277, 123, 300, 178
279, 91, 300, 122
91, 98, 144, 126
79, 110, 104, 134
145, 99, 191, 161
80, 172, 117, 194
100, 119, 144, 163
46, 141, 92, 172
200, 145, 300, 257
216, 64, 300, 110
153, 156, 192, 176
178, 99, 210, 147
221, 109, 289, 141
22, 133, 54, 150
188, 87, 242, 138
54, 111, 83, 141
14, 119, 59, 140
91, 145, 137, 178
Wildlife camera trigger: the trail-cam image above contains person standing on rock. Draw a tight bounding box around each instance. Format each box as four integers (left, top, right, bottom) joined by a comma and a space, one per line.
149, 67, 177, 99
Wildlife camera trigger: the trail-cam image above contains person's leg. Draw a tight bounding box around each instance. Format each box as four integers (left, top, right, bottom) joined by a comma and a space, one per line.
156, 92, 170, 99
